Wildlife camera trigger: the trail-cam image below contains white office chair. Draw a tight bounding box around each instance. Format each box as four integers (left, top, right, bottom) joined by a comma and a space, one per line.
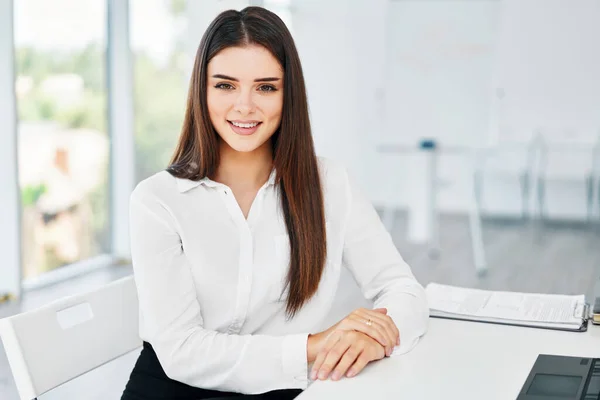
535, 128, 600, 221
473, 126, 540, 219
0, 275, 141, 400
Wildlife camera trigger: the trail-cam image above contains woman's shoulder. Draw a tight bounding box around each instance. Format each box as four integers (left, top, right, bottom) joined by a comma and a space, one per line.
317, 156, 348, 182
131, 170, 178, 204
317, 157, 351, 202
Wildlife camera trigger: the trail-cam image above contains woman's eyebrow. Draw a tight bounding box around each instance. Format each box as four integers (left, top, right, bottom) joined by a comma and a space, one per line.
211, 74, 281, 83
254, 77, 281, 82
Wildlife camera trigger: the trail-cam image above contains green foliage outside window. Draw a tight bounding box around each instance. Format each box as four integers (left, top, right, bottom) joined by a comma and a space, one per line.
21, 184, 47, 208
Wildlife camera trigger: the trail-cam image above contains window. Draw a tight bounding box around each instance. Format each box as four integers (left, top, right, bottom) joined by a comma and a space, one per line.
14, 0, 109, 280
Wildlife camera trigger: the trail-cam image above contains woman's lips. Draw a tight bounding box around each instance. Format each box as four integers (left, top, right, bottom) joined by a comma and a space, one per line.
228, 121, 262, 136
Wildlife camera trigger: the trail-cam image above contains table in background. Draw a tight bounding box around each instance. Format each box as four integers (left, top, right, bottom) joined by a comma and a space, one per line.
377, 142, 487, 274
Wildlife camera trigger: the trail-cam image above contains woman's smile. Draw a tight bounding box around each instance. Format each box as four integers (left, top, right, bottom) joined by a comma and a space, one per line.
227, 120, 263, 136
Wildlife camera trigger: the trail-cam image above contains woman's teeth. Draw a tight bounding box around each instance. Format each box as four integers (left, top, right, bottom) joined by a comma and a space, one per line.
231, 121, 259, 128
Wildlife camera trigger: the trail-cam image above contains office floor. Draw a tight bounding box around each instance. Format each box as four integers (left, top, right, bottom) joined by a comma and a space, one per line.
1, 212, 599, 399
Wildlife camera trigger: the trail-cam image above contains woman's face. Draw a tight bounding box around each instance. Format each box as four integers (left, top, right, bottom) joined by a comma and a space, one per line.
207, 44, 284, 154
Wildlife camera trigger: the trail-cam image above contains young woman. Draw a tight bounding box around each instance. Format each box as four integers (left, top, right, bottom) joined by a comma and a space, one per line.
121, 6, 428, 400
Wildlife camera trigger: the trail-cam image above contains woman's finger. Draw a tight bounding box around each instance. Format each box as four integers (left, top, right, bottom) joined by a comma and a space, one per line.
379, 312, 400, 345
368, 309, 400, 344
331, 341, 363, 381
338, 315, 389, 349
349, 314, 394, 356
369, 311, 400, 347
346, 352, 371, 378
355, 309, 399, 349
346, 336, 384, 378
310, 330, 342, 380
316, 335, 353, 380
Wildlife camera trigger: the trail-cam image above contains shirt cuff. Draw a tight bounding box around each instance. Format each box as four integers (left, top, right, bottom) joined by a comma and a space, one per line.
378, 293, 429, 355
282, 332, 310, 388
391, 335, 421, 356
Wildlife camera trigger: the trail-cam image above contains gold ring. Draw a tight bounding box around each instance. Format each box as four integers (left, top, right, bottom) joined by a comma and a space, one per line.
365, 319, 373, 326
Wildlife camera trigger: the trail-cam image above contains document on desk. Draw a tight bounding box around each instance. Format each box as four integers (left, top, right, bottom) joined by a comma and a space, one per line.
425, 283, 588, 332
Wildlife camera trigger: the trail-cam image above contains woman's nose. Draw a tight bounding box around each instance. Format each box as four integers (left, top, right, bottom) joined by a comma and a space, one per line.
233, 91, 255, 115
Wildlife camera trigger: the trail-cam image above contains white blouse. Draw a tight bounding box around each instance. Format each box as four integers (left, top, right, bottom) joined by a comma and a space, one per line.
129, 157, 428, 395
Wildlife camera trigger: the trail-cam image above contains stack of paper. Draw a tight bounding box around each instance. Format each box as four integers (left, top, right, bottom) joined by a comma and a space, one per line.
425, 283, 588, 332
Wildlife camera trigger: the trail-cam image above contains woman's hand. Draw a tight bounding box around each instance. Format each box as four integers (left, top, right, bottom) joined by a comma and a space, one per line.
315, 307, 400, 358
309, 330, 385, 381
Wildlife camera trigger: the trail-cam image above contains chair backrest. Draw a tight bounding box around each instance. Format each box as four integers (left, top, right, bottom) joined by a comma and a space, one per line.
0, 275, 141, 400
537, 127, 600, 178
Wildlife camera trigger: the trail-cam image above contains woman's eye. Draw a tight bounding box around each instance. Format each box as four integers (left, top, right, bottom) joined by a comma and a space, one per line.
215, 83, 234, 90
258, 85, 277, 92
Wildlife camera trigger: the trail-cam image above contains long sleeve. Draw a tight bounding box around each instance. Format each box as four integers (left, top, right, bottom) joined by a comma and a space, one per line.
129, 185, 309, 394
340, 169, 429, 355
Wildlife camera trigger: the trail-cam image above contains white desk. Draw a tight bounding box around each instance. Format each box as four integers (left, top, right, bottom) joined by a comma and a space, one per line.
298, 318, 600, 400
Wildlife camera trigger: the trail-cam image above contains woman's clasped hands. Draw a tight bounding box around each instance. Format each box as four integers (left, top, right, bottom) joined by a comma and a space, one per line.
308, 307, 400, 381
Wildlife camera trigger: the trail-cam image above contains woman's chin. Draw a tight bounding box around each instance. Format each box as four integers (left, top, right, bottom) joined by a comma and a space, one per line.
224, 139, 265, 154
220, 133, 273, 154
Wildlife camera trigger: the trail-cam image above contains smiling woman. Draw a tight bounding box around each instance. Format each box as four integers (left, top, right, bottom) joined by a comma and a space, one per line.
166, 6, 328, 320
122, 5, 428, 400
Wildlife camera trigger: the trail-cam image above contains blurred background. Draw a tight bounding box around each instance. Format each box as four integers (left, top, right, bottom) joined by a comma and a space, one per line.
1, 0, 599, 398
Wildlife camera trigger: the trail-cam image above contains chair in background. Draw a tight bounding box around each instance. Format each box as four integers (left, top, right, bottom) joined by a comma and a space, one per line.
535, 128, 600, 222
0, 275, 141, 399
473, 126, 540, 220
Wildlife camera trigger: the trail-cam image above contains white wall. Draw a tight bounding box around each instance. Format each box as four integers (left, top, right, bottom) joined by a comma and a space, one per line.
295, 0, 600, 221
492, 0, 600, 136
292, 0, 387, 192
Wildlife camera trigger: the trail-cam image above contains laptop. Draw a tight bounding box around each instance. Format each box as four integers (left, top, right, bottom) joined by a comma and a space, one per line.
517, 354, 600, 400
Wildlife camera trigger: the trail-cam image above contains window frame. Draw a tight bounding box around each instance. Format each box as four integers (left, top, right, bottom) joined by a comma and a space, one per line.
0, 0, 21, 300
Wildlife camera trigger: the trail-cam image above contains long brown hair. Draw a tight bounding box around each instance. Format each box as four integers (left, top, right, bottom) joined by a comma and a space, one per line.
167, 7, 326, 318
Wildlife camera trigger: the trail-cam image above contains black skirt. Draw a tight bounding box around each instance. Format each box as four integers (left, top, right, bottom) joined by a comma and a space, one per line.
121, 341, 303, 400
